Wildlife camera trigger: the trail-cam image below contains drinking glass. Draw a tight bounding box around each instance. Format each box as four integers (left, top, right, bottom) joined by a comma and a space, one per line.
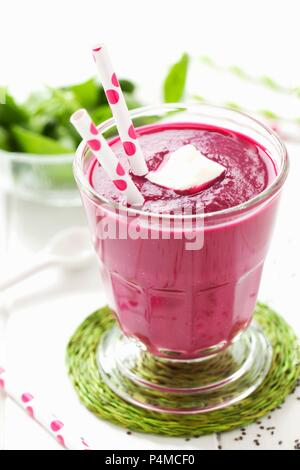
74, 104, 288, 413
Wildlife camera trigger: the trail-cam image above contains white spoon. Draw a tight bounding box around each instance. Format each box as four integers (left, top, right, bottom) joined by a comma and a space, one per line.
0, 227, 94, 292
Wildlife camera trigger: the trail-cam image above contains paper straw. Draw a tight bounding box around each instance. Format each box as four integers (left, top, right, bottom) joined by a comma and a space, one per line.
0, 367, 92, 450
92, 44, 148, 176
70, 109, 144, 207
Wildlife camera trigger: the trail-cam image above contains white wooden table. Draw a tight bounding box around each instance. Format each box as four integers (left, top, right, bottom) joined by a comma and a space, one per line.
0, 143, 299, 450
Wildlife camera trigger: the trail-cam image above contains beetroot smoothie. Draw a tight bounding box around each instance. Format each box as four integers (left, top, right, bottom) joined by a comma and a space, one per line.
80, 122, 280, 359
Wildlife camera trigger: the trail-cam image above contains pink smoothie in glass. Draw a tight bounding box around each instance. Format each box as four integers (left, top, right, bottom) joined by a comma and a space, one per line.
82, 123, 278, 358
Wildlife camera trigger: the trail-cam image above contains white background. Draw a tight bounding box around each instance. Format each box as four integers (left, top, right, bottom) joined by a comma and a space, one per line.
0, 0, 300, 451
1, 0, 300, 98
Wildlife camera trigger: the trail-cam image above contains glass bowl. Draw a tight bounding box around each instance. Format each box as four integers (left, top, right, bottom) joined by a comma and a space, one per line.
0, 149, 80, 206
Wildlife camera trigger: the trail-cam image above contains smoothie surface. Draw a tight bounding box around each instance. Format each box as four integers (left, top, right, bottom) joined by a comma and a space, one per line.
89, 123, 276, 213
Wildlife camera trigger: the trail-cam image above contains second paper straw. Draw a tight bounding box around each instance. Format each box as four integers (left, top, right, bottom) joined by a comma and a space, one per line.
71, 109, 144, 207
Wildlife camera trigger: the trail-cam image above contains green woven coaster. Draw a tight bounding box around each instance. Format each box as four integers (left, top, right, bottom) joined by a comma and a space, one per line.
66, 303, 300, 437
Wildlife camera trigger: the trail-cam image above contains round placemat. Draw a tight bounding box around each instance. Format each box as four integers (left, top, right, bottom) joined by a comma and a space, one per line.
66, 303, 300, 437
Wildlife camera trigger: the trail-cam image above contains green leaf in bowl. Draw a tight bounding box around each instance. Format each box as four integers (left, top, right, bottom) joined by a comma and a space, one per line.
24, 90, 52, 115
26, 88, 80, 128
119, 79, 136, 94
163, 53, 189, 103
46, 88, 80, 121
55, 125, 78, 150
125, 96, 142, 110
63, 77, 100, 109
11, 126, 73, 154
0, 126, 11, 151
90, 105, 112, 125
0, 88, 29, 126
28, 113, 58, 136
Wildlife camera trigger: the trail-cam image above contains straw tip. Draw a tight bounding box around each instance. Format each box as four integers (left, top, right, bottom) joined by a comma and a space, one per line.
92, 43, 104, 54
70, 109, 86, 125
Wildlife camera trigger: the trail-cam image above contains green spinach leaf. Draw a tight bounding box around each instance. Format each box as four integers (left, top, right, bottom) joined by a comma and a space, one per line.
163, 53, 189, 103
12, 126, 73, 154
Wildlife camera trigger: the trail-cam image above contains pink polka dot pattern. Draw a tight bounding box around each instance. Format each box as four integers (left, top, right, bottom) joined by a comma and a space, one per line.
116, 162, 125, 176
70, 105, 144, 204
87, 139, 101, 151
51, 420, 64, 432
26, 406, 34, 418
123, 141, 136, 156
91, 43, 147, 177
106, 89, 119, 104
90, 123, 98, 135
111, 73, 120, 87
21, 393, 33, 403
0, 378, 4, 389
128, 125, 137, 140
113, 179, 127, 191
57, 435, 66, 448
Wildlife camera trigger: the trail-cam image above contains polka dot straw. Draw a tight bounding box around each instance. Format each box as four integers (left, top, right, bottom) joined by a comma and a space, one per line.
70, 109, 144, 207
92, 44, 148, 176
0, 367, 91, 450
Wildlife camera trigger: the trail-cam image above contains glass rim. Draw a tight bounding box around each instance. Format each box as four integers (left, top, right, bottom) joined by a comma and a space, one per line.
73, 102, 289, 220
0, 149, 73, 164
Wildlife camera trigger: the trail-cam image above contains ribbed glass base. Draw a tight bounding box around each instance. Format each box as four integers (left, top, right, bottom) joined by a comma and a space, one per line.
97, 322, 272, 414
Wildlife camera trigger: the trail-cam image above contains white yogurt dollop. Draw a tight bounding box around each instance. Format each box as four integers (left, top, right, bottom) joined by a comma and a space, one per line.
146, 144, 226, 194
